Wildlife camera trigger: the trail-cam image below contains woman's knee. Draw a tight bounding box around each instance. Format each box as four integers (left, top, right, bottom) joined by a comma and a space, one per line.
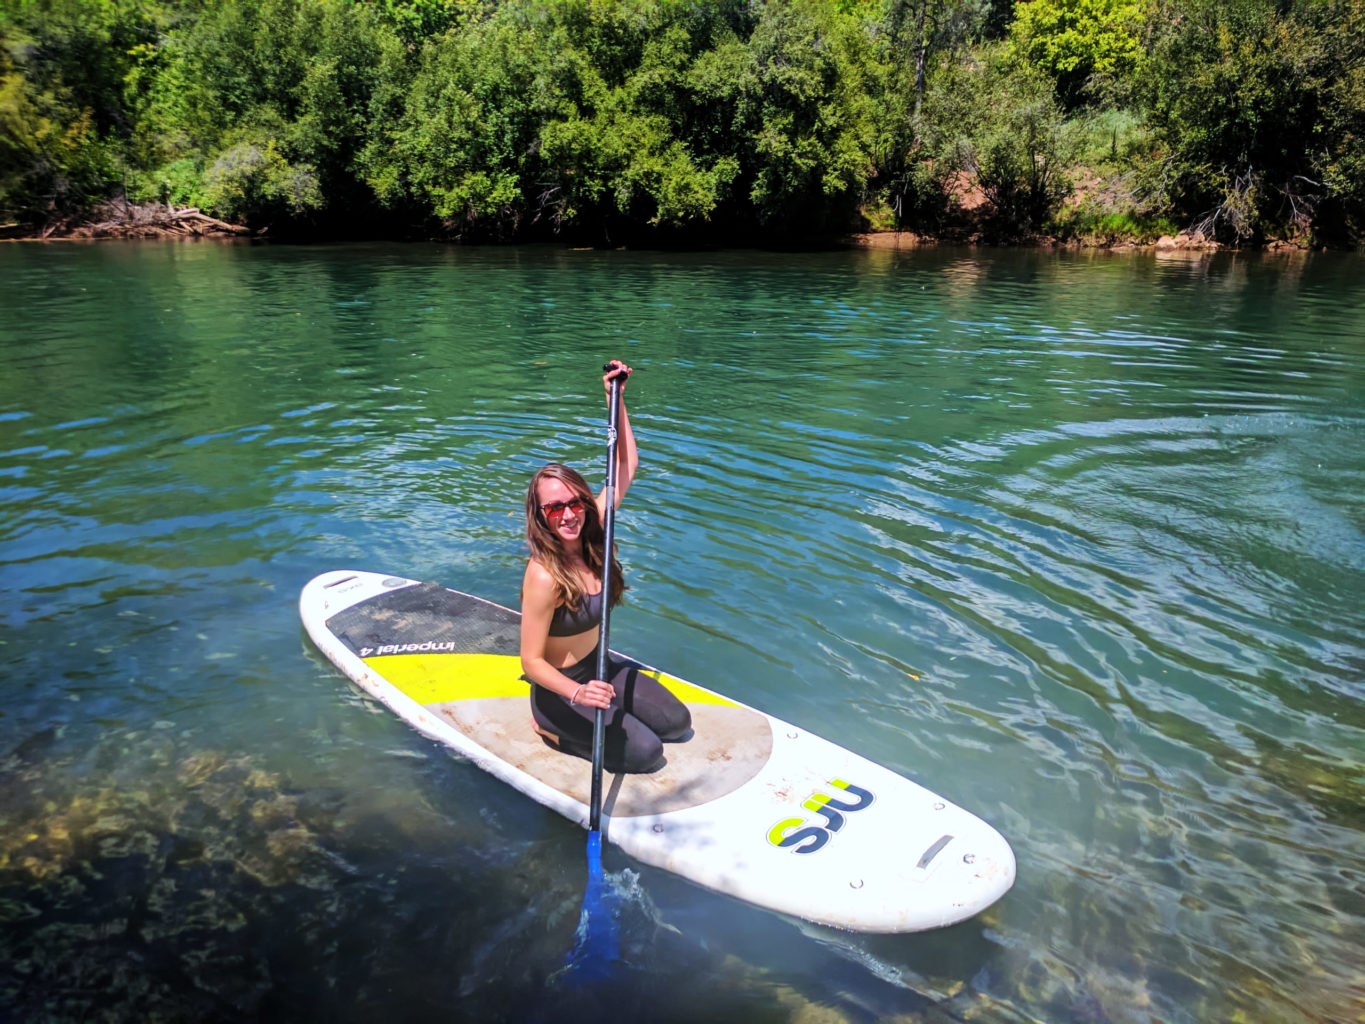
652, 700, 691, 742
641, 684, 691, 740
622, 671, 692, 741
607, 722, 663, 774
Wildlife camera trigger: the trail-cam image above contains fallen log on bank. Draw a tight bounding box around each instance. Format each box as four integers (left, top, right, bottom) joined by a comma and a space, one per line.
1, 201, 254, 241
69, 201, 253, 239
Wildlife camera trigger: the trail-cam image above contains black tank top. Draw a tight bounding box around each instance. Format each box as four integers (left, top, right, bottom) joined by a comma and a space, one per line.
548, 589, 603, 637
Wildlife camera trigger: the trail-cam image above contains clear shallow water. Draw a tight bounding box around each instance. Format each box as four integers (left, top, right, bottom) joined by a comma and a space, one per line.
1, 241, 1362, 1023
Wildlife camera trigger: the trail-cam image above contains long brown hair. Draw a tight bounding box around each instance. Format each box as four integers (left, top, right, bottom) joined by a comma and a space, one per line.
524, 463, 625, 612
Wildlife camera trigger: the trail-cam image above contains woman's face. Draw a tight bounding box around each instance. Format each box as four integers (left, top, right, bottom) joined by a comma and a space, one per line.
535, 477, 588, 545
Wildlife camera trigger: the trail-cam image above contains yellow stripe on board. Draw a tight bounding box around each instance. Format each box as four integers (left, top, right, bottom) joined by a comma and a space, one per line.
363, 652, 740, 709
365, 653, 526, 704
639, 669, 739, 707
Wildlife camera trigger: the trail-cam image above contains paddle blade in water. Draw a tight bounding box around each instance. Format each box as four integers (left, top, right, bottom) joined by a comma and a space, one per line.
562, 830, 619, 982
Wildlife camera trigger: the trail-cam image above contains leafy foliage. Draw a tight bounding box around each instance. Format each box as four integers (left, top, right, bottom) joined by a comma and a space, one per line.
706, 0, 877, 231
1140, 0, 1365, 244
200, 141, 323, 224
369, 0, 478, 44
919, 45, 1078, 235
0, 0, 156, 220
364, 0, 875, 240
127, 0, 390, 227
1050, 202, 1179, 244
0, 0, 1361, 243
1010, 0, 1147, 107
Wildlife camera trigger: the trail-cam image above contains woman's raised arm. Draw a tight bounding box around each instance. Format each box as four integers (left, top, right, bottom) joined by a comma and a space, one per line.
598, 359, 637, 513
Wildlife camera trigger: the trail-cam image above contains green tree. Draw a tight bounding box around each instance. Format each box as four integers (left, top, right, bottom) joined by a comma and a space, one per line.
694, 0, 877, 233
359, 2, 557, 236
0, 0, 157, 222
1010, 0, 1147, 106
1141, 0, 1365, 244
368, 0, 875, 240
369, 0, 477, 44
919, 45, 1077, 235
883, 0, 997, 110
132, 0, 391, 228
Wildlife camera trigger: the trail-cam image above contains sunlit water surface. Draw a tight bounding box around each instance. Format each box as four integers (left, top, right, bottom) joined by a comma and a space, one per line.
1, 241, 1362, 1023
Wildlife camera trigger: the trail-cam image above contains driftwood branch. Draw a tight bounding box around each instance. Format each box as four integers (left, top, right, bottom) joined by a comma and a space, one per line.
33, 201, 253, 240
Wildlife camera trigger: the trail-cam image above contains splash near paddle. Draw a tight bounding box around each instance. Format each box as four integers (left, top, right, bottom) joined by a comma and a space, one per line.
300, 570, 1015, 932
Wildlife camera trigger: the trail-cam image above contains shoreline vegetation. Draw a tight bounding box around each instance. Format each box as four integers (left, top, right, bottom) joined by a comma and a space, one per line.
3, 0, 1361, 252
0, 199, 1284, 254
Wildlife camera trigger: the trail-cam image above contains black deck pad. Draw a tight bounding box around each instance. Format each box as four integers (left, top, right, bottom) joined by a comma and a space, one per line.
325, 582, 520, 659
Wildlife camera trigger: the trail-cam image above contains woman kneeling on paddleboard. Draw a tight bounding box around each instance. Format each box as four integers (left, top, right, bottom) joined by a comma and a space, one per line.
520, 360, 690, 773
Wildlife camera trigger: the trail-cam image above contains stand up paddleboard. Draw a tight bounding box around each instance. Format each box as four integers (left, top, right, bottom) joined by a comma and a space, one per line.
300, 569, 1015, 932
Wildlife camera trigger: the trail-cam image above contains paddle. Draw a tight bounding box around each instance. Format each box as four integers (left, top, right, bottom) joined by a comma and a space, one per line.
565, 361, 625, 978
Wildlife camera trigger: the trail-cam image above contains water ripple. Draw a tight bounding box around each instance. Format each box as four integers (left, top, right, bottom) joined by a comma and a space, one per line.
1, 243, 1361, 1024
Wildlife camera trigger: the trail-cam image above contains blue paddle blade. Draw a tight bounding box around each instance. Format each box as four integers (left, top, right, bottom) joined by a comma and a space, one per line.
562, 830, 619, 982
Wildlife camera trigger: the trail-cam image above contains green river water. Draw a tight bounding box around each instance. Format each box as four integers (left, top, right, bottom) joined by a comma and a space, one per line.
0, 241, 1361, 1023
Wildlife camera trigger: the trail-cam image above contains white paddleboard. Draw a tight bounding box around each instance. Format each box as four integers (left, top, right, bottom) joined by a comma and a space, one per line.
300, 569, 1015, 932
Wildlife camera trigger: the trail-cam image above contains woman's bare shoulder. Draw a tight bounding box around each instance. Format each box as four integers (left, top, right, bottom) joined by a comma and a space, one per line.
523, 557, 555, 591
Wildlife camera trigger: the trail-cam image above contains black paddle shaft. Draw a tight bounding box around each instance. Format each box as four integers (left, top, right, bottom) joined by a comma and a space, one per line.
589, 365, 624, 832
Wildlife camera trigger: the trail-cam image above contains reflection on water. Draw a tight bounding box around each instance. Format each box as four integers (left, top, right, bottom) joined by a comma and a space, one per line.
1, 242, 1362, 1023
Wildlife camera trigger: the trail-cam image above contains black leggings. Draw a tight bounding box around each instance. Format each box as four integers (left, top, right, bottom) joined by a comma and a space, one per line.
531, 651, 691, 774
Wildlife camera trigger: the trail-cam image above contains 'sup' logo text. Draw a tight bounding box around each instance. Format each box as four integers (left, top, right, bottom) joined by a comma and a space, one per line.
766, 779, 874, 854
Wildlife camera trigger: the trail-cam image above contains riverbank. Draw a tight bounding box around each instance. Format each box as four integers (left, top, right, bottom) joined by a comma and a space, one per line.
6, 225, 1319, 253
3, 201, 1322, 252
845, 229, 1319, 254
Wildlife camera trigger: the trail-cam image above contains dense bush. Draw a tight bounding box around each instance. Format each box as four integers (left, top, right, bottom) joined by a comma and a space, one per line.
1140, 0, 1365, 244
1, 0, 1361, 244
916, 45, 1077, 237
1009, 0, 1146, 108
0, 0, 157, 221
362, 0, 878, 241
129, 0, 393, 229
